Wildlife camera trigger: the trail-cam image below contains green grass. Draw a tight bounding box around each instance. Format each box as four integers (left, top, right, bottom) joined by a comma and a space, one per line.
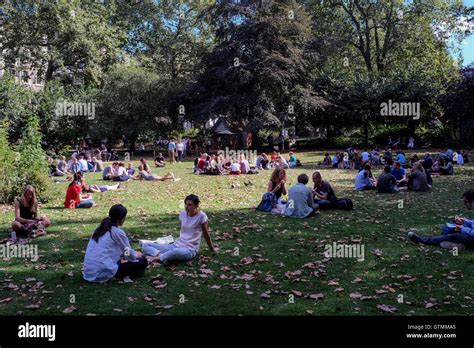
0, 151, 473, 316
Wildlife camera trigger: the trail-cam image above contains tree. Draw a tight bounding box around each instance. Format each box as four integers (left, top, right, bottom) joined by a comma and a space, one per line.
0, 72, 32, 141
1, 0, 126, 86
97, 63, 168, 151
304, 0, 468, 145
178, 0, 329, 143
439, 64, 474, 146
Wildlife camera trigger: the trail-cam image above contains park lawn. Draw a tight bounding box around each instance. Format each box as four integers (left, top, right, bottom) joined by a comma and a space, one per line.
0, 151, 473, 316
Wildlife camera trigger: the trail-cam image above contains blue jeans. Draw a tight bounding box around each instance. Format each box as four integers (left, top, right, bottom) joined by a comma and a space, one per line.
314, 199, 333, 209
419, 233, 474, 247
77, 199, 94, 208
142, 243, 197, 263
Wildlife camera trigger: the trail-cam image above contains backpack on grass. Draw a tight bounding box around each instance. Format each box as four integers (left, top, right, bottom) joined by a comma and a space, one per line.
334, 198, 353, 211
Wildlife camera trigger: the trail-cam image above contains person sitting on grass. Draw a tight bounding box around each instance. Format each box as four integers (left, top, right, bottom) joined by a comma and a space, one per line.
277, 154, 289, 169
126, 162, 135, 176
194, 153, 207, 174
70, 157, 81, 173
421, 152, 433, 172
268, 168, 287, 204
86, 156, 95, 172
112, 162, 131, 182
102, 162, 116, 180
377, 166, 398, 193
57, 155, 69, 175
142, 194, 217, 265
93, 156, 104, 172
407, 162, 430, 192
409, 154, 420, 167
283, 174, 317, 218
80, 172, 120, 193
11, 185, 51, 238
65, 173, 95, 209
355, 164, 377, 191
408, 189, 474, 251
312, 171, 337, 209
256, 153, 269, 170
332, 152, 339, 168
395, 150, 406, 166
83, 204, 148, 283
440, 159, 454, 175
154, 153, 165, 167
288, 151, 299, 168
134, 165, 177, 181
391, 162, 408, 187
139, 158, 152, 173
457, 150, 465, 166
321, 153, 331, 167
240, 154, 250, 174
270, 151, 278, 167
229, 159, 241, 175
216, 155, 229, 174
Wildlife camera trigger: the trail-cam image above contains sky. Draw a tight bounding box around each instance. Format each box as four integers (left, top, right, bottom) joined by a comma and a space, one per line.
461, 0, 474, 66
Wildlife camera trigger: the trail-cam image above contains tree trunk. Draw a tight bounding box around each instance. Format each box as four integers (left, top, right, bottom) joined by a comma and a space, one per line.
45, 61, 54, 82
363, 116, 369, 146
129, 136, 136, 153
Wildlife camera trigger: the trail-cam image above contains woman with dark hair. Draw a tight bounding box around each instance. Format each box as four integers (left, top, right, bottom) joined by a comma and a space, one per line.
83, 204, 148, 282
142, 195, 217, 264
64, 173, 95, 208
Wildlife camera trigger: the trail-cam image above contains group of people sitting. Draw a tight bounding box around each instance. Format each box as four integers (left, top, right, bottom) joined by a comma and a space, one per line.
320, 147, 467, 174
102, 159, 178, 182
193, 153, 257, 175
257, 168, 351, 218
49, 154, 105, 176
355, 161, 432, 193
83, 194, 217, 283
193, 151, 300, 175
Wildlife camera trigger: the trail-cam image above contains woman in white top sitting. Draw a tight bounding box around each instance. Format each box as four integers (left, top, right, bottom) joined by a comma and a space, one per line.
83, 204, 148, 282
277, 154, 289, 169
142, 195, 217, 265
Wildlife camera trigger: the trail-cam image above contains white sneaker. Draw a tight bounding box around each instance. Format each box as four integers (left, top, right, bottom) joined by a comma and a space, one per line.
122, 276, 134, 283
173, 177, 181, 182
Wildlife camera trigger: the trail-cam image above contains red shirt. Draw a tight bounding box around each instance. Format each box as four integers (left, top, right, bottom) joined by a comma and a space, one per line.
65, 184, 82, 208
197, 159, 206, 170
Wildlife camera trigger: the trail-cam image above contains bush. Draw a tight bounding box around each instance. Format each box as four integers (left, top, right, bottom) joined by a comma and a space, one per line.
0, 120, 18, 203
0, 115, 50, 204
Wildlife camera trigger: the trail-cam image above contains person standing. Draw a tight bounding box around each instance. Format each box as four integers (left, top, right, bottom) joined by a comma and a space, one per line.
176, 140, 185, 162
168, 139, 176, 164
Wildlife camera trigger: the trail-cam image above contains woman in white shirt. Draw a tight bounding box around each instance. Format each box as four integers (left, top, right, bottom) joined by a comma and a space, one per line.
83, 204, 148, 282
143, 195, 217, 264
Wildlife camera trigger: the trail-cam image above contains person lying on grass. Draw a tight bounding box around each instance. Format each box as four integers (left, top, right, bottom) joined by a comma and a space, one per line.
65, 173, 95, 209
79, 172, 120, 193
142, 194, 217, 265
133, 165, 177, 181
408, 189, 474, 251
12, 185, 51, 238
83, 204, 148, 283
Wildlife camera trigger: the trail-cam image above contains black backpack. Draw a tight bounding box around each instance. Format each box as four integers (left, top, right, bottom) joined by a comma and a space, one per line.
334, 198, 354, 211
